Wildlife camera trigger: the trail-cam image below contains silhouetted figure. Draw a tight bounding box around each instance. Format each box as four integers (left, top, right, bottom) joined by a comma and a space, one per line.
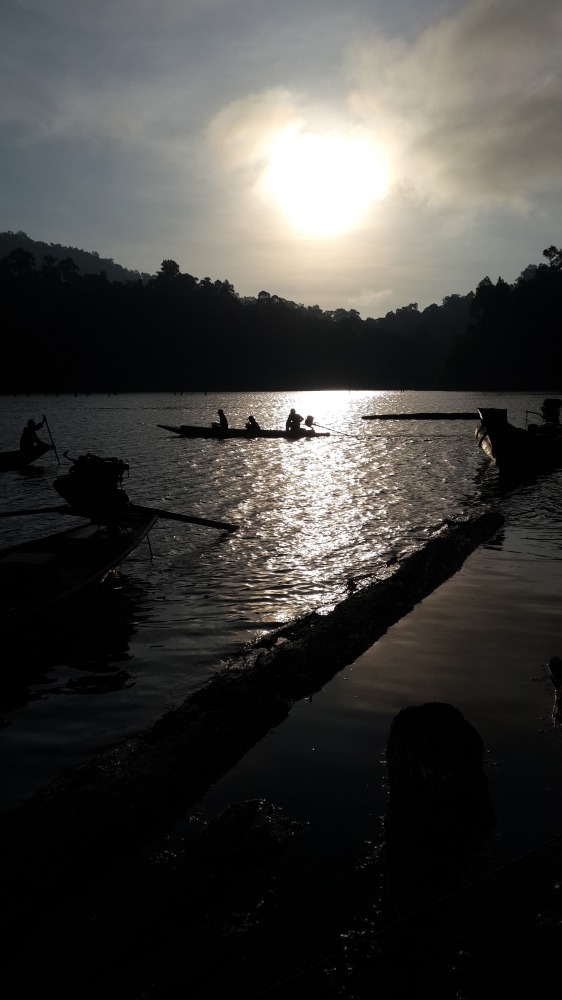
212, 408, 229, 431
20, 416, 47, 452
285, 408, 303, 433
304, 415, 315, 429
529, 398, 562, 436
246, 415, 261, 433
541, 398, 562, 424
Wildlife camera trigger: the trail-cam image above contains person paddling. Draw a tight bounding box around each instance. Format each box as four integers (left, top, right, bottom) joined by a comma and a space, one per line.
20, 416, 48, 452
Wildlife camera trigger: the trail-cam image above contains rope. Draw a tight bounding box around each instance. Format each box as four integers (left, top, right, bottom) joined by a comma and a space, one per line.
313, 423, 361, 438
313, 424, 469, 440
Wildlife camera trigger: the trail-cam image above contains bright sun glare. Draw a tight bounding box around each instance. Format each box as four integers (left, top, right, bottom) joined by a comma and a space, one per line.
261, 127, 389, 237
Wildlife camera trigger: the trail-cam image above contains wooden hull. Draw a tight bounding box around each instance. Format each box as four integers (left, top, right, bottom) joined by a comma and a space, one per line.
476, 407, 562, 474
0, 443, 52, 471
0, 512, 157, 627
157, 423, 330, 439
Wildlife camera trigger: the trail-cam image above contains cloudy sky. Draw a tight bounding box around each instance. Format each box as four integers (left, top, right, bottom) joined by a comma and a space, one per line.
2, 0, 561, 316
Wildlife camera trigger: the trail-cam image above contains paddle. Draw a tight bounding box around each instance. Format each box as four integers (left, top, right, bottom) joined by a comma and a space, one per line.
0, 501, 238, 532
42, 414, 60, 464
0, 504, 71, 518
130, 503, 238, 532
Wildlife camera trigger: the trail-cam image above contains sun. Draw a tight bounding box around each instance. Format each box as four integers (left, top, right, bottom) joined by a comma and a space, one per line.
261, 126, 389, 237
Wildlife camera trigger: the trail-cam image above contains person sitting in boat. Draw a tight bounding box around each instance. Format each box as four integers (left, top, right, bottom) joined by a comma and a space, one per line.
20, 416, 47, 452
212, 408, 229, 431
286, 408, 304, 433
529, 398, 562, 435
304, 415, 315, 430
246, 415, 261, 433
540, 398, 562, 425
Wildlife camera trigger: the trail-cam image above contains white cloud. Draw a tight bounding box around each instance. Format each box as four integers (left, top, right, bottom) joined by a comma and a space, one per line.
206, 88, 304, 171
346, 287, 394, 314
344, 0, 562, 208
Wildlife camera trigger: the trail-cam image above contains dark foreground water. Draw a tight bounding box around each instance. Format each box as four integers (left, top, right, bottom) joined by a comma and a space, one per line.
0, 388, 558, 810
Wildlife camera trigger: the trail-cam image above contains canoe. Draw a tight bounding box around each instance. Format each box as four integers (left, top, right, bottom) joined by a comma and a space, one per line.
0, 443, 53, 472
476, 406, 562, 474
157, 423, 330, 439
0, 511, 157, 628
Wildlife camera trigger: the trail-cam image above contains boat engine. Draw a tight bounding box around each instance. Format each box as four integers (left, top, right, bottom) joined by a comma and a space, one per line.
54, 453, 130, 520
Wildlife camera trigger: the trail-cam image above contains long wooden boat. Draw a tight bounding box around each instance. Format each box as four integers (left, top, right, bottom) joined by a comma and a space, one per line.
0, 511, 157, 628
0, 450, 238, 627
476, 406, 562, 474
157, 423, 330, 439
0, 442, 52, 472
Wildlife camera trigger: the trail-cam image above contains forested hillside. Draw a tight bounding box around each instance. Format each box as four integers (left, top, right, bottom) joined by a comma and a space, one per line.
0, 231, 150, 285
1, 237, 560, 392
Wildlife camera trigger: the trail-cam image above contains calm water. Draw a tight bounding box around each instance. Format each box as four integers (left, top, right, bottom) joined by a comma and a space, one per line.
0, 389, 558, 810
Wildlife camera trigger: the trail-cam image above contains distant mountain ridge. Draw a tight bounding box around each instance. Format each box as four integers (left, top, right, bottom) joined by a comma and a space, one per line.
0, 231, 153, 283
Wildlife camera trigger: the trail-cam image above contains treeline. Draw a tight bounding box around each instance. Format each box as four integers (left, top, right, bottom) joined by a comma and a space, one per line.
0, 231, 150, 285
443, 250, 562, 389
0, 237, 561, 393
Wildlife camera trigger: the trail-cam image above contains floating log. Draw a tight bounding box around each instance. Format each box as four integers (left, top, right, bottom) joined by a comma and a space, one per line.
362, 412, 479, 420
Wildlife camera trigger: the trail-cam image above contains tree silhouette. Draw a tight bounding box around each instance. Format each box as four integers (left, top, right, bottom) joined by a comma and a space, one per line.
0, 241, 560, 392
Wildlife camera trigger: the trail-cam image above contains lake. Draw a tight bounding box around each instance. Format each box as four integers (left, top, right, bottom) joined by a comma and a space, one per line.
0, 388, 558, 811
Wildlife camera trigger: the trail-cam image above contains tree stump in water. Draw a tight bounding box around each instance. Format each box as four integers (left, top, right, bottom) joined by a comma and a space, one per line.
383, 702, 495, 922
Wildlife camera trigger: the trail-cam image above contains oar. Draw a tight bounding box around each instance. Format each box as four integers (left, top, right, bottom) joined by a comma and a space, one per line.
0, 501, 238, 532
0, 504, 71, 518
130, 503, 238, 532
42, 414, 60, 464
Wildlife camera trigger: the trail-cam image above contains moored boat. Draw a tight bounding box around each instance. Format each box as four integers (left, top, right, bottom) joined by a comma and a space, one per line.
0, 442, 53, 472
157, 423, 330, 439
476, 400, 562, 474
0, 451, 237, 627
0, 511, 157, 628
